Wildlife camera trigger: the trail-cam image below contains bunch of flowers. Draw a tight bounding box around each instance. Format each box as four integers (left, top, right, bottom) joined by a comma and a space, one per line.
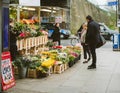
40, 30, 48, 35
18, 32, 27, 39
13, 56, 32, 67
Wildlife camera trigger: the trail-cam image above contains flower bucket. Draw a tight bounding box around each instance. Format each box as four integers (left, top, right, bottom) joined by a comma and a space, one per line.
18, 67, 27, 79
68, 61, 74, 67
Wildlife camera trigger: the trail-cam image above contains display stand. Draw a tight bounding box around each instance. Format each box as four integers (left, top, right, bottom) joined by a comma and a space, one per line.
17, 35, 48, 55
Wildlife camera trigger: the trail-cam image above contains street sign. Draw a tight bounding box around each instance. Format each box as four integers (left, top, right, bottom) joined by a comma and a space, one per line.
108, 1, 118, 6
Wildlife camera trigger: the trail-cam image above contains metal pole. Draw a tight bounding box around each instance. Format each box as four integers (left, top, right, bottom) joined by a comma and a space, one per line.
0, 1, 2, 92
116, 0, 118, 27
118, 0, 120, 33
17, 5, 20, 22
38, 7, 41, 25
118, 0, 120, 50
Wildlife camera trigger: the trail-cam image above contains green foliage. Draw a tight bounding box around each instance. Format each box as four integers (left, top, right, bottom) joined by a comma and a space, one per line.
46, 41, 55, 47
58, 57, 69, 63
69, 55, 75, 62
29, 61, 41, 69
74, 50, 81, 54
13, 56, 32, 67
12, 22, 26, 34
35, 31, 43, 37
40, 66, 49, 73
13, 55, 41, 68
10, 6, 17, 20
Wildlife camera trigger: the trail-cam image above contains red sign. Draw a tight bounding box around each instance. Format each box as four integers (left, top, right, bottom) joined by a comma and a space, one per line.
1, 51, 15, 91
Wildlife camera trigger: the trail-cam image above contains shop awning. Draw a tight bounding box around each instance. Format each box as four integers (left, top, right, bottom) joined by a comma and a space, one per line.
41, 0, 70, 9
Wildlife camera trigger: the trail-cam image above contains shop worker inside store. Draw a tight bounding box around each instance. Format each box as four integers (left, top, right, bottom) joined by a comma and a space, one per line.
52, 23, 61, 45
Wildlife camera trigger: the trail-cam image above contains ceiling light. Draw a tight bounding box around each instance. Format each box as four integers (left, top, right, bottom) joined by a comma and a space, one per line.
41, 9, 56, 13
22, 7, 36, 11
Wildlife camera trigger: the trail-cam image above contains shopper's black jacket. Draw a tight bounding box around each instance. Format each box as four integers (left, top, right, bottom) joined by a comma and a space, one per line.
85, 20, 100, 44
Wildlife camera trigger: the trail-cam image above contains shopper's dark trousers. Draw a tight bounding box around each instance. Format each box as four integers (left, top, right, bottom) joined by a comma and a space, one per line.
89, 43, 97, 66
82, 43, 91, 59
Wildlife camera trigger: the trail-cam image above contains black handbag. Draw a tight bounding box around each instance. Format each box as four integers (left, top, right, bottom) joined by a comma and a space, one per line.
96, 34, 106, 48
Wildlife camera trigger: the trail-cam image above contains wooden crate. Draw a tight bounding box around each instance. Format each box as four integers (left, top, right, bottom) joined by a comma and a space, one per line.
36, 66, 53, 78
19, 49, 26, 55
23, 39, 27, 49
27, 69, 37, 78
47, 66, 53, 75
54, 64, 64, 74
26, 38, 31, 49
29, 38, 33, 47
45, 35, 48, 44
17, 40, 20, 50
35, 37, 39, 46
14, 66, 18, 75
17, 39, 24, 50
34, 37, 37, 46
17, 35, 48, 55
39, 36, 42, 44
64, 63, 68, 70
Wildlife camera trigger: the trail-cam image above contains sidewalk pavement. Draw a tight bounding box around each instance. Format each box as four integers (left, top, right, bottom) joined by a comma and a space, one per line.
7, 41, 120, 93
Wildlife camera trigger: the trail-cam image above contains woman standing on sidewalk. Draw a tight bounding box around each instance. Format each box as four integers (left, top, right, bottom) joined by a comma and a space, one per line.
51, 23, 61, 45
81, 23, 91, 63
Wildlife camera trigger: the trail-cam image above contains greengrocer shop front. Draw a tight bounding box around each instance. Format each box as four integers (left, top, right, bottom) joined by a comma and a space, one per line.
41, 0, 70, 30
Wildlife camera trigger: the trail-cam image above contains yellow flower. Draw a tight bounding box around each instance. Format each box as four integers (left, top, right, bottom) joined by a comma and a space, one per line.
41, 58, 55, 68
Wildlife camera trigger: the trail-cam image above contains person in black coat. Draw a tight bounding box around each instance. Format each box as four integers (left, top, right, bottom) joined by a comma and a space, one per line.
52, 23, 61, 45
85, 15, 100, 69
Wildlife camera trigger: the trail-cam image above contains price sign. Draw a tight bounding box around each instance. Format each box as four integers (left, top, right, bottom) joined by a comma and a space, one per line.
1, 52, 15, 91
